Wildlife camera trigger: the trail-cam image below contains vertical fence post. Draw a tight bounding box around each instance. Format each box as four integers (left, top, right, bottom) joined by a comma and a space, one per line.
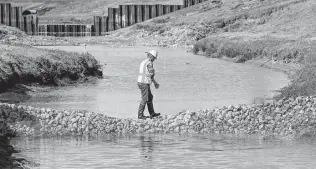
173, 5, 178, 12
101, 16, 108, 35
0, 3, 2, 24
86, 25, 91, 37
51, 24, 56, 36
75, 25, 79, 37
72, 25, 76, 37
16, 7, 23, 30
47, 24, 51, 36
11, 7, 16, 27
76, 24, 79, 37
183, 0, 187, 8
77, 25, 81, 37
136, 5, 143, 23
39, 24, 44, 36
44, 24, 48, 36
170, 5, 174, 13
51, 25, 55, 37
120, 5, 128, 28
144, 5, 150, 21
38, 24, 42, 36
157, 4, 163, 17
31, 15, 38, 35
24, 15, 31, 35
129, 5, 136, 26
6, 3, 11, 26
65, 25, 68, 36
69, 25, 72, 37
56, 25, 59, 37
151, 5, 157, 19
2, 3, 11, 26
163, 5, 171, 15
178, 5, 183, 10
114, 8, 121, 30
149, 5, 152, 19
91, 25, 95, 36
82, 25, 85, 37
61, 25, 65, 37
108, 8, 114, 31
94, 16, 100, 36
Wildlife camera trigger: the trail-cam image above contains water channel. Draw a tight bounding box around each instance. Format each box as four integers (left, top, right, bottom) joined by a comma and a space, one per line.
12, 46, 314, 169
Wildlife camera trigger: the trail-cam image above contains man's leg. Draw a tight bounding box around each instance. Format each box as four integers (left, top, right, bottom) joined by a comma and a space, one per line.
138, 83, 149, 119
138, 101, 148, 119
147, 86, 160, 118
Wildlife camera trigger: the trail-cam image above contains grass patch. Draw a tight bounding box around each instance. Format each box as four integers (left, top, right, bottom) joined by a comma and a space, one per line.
193, 36, 313, 63
0, 45, 103, 93
135, 23, 169, 35
275, 57, 316, 99
152, 16, 171, 24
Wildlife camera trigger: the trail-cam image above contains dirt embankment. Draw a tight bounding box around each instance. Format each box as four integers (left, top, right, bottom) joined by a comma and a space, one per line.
0, 25, 103, 104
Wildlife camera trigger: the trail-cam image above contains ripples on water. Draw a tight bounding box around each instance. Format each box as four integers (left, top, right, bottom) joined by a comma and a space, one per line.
11, 134, 316, 169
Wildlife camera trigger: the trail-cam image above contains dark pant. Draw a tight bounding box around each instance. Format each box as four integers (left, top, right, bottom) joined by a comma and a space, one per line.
138, 82, 155, 116
138, 82, 153, 104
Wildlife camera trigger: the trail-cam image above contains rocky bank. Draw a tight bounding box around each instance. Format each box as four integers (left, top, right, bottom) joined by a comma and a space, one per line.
1, 96, 316, 139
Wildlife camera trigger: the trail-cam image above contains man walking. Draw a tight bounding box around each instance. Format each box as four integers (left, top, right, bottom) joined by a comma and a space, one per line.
137, 50, 161, 119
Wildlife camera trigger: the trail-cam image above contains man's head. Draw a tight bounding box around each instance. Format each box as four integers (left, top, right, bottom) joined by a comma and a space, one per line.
146, 50, 158, 61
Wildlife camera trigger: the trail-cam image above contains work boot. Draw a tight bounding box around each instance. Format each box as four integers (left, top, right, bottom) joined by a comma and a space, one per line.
147, 102, 161, 119
138, 103, 149, 120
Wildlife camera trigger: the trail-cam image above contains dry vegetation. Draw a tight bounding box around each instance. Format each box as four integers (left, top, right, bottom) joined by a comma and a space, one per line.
0, 44, 103, 93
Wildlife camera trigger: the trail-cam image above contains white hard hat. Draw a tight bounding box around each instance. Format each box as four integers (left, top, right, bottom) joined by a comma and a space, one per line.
146, 50, 158, 59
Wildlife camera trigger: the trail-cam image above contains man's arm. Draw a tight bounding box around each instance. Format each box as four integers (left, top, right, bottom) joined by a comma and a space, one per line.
147, 62, 155, 79
147, 62, 159, 89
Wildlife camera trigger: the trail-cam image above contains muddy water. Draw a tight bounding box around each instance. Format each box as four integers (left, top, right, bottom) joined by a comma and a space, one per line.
22, 45, 289, 118
11, 134, 316, 169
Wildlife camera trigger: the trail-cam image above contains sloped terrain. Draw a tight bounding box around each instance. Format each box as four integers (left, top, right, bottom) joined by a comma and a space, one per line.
111, 0, 315, 48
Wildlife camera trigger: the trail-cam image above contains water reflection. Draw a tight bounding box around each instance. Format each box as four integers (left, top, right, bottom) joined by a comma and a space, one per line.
138, 136, 154, 168
10, 134, 316, 169
139, 135, 154, 164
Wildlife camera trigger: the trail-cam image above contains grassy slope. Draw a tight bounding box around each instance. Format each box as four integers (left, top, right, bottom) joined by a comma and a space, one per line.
110, 0, 315, 47
9, 0, 182, 24
0, 26, 103, 96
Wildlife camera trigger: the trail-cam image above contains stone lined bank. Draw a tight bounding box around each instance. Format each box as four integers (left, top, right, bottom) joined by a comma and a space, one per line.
1, 96, 316, 138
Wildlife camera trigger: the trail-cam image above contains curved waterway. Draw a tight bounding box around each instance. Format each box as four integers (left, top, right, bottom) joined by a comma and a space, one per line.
22, 45, 289, 118
12, 46, 316, 169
